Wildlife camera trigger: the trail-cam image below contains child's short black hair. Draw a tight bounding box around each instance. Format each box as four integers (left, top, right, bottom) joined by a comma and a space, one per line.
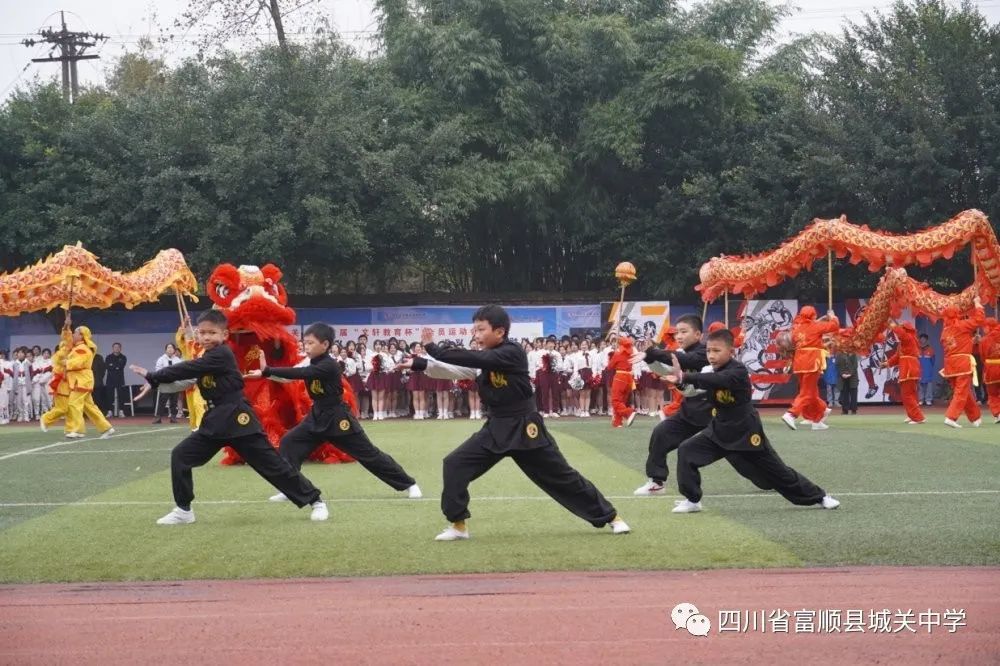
304, 322, 335, 348
676, 314, 703, 332
707, 328, 734, 347
472, 305, 510, 337
198, 309, 229, 327
42, 348, 51, 354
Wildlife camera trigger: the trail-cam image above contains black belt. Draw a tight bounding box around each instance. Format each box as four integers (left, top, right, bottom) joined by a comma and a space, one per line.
205, 399, 241, 410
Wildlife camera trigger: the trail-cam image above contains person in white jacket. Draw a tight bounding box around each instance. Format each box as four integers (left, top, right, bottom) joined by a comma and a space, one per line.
153, 344, 182, 424
0, 350, 12, 425
13, 349, 32, 422
31, 348, 54, 418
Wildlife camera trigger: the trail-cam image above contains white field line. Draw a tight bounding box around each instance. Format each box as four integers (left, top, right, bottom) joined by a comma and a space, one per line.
0, 428, 182, 462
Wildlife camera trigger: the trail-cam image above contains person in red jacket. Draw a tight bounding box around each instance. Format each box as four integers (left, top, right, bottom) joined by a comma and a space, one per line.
882, 321, 924, 424
608, 336, 637, 428
979, 316, 1000, 424
782, 306, 840, 431
940, 297, 985, 428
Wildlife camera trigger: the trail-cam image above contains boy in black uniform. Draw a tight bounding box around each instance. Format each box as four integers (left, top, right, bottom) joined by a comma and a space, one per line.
131, 310, 328, 525
632, 315, 771, 496
397, 305, 630, 541
663, 329, 840, 513
245, 322, 421, 501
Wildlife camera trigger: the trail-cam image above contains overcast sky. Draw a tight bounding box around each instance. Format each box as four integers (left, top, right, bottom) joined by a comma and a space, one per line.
3, 0, 999, 101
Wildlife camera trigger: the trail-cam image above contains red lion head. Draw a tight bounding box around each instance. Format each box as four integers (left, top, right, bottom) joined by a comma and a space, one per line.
206, 263, 295, 337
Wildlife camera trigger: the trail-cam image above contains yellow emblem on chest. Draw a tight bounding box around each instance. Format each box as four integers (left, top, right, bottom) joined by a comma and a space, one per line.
201, 375, 216, 389
236, 412, 251, 426
339, 419, 351, 431
750, 433, 762, 446
526, 423, 539, 439
489, 371, 508, 389
310, 379, 324, 395
714, 389, 735, 405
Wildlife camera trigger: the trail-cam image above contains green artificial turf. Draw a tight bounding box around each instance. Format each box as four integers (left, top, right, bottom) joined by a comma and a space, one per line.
0, 412, 997, 583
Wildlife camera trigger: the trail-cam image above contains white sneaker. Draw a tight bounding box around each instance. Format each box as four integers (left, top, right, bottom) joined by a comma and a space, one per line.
269, 492, 289, 502
995, 415, 1000, 424
944, 418, 962, 429
435, 524, 470, 541
156, 507, 195, 525
781, 412, 797, 430
100, 427, 115, 439
624, 412, 636, 427
824, 407, 832, 418
907, 419, 925, 425
65, 432, 85, 439
811, 422, 829, 431
609, 517, 631, 534
799, 419, 813, 425
672, 499, 703, 513
972, 419, 982, 428
821, 495, 840, 509
633, 479, 666, 496
407, 484, 422, 499
550, 412, 560, 418
310, 501, 329, 521
39, 421, 48, 433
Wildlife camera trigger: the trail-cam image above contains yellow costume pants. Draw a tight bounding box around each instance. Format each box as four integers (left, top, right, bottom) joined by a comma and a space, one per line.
41, 394, 71, 430
67, 390, 112, 434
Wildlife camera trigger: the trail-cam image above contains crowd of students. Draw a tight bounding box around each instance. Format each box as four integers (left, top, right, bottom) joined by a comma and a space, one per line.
314, 334, 673, 423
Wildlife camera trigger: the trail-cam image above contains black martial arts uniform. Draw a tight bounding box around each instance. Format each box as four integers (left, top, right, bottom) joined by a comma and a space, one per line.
644, 344, 771, 490
145, 344, 322, 510
263, 355, 415, 490
413, 339, 618, 526
675, 358, 826, 506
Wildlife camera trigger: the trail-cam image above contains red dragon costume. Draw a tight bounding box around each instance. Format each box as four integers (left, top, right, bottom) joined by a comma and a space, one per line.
206, 263, 355, 466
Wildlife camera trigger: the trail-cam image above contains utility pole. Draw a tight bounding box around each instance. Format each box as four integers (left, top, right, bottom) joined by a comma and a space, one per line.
22, 12, 107, 103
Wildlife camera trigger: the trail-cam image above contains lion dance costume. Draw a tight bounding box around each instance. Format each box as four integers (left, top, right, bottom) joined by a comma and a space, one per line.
608, 336, 636, 427
205, 263, 355, 465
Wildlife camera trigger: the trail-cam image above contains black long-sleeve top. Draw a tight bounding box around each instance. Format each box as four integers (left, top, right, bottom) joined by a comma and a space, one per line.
681, 358, 768, 451
415, 339, 547, 452
263, 354, 356, 435
145, 344, 262, 438
645, 341, 712, 426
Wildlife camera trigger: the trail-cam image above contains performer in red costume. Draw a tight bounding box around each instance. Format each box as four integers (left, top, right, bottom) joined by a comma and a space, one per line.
980, 316, 1000, 424
608, 336, 637, 428
939, 297, 985, 428
660, 327, 683, 420
205, 263, 355, 465
781, 306, 839, 431
882, 321, 925, 424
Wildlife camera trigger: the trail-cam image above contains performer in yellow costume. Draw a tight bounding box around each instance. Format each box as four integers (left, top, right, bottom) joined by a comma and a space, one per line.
40, 327, 75, 436
64, 325, 115, 439
175, 317, 206, 431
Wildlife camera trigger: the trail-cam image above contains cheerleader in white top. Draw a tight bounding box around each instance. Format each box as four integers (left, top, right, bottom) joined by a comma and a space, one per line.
572, 340, 597, 417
